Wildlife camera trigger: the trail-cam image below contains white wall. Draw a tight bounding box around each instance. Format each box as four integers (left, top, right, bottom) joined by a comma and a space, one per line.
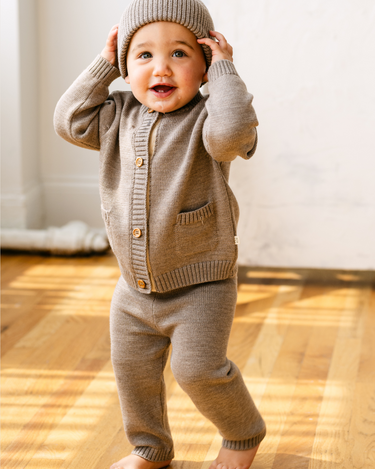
37, 0, 132, 228
1, 0, 43, 228
207, 0, 375, 269
1, 0, 375, 269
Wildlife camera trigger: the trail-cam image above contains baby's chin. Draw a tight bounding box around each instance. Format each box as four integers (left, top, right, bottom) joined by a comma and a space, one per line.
135, 91, 196, 114
151, 100, 183, 114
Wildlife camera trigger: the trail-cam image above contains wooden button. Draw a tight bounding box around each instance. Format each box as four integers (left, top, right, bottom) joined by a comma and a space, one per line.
138, 279, 146, 289
147, 108, 154, 113
133, 228, 142, 238
135, 157, 144, 167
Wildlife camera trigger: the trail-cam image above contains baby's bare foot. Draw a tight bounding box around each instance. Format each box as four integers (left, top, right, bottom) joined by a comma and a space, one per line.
208, 445, 260, 469
110, 454, 172, 469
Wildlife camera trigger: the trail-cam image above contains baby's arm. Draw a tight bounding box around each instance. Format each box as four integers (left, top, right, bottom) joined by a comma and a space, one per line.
198, 32, 258, 162
54, 25, 121, 151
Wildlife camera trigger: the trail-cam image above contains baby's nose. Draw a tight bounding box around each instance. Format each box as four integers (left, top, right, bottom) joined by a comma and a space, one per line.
152, 60, 172, 77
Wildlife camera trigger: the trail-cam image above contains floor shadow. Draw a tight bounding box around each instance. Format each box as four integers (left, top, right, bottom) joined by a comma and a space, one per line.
238, 265, 375, 288
235, 265, 374, 319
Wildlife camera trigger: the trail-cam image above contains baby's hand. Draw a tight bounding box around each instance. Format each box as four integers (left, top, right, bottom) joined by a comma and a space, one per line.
100, 24, 119, 67
198, 31, 233, 80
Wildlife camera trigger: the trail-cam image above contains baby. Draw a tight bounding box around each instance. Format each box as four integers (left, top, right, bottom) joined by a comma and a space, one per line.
54, 0, 266, 468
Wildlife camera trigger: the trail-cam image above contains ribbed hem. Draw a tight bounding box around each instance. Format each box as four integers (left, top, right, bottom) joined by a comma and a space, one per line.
120, 261, 237, 294
87, 55, 121, 85
131, 446, 174, 462
154, 260, 236, 292
222, 427, 266, 451
207, 60, 238, 82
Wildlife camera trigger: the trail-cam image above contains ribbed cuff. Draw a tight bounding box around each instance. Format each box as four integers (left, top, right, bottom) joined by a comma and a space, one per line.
131, 446, 174, 462
87, 55, 121, 85
207, 59, 239, 82
244, 128, 258, 160
222, 427, 266, 451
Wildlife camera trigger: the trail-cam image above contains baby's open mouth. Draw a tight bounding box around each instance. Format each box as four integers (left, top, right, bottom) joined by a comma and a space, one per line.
151, 85, 176, 93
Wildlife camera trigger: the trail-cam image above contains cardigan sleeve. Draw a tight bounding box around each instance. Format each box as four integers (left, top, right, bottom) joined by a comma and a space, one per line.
202, 60, 258, 162
53, 55, 122, 151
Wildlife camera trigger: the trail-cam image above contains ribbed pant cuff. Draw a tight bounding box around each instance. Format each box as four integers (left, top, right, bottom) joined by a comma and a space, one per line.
222, 427, 266, 450
131, 446, 174, 462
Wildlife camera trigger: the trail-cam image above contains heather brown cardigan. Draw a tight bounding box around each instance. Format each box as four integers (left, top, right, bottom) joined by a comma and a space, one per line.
54, 55, 258, 294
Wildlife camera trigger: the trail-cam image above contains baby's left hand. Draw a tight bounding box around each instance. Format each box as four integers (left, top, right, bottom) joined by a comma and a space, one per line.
198, 31, 233, 80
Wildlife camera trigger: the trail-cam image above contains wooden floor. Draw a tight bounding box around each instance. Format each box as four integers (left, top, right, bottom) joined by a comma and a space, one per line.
1, 252, 374, 469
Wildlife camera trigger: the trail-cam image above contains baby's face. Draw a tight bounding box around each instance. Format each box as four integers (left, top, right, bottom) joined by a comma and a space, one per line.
125, 22, 207, 113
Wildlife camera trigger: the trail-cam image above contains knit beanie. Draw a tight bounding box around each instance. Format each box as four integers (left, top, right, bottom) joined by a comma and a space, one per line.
117, 0, 215, 79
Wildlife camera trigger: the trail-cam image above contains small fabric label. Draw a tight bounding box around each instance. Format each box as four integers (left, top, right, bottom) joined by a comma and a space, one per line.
234, 236, 240, 245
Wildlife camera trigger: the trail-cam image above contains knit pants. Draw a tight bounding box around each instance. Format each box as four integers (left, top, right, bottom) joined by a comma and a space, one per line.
110, 274, 266, 462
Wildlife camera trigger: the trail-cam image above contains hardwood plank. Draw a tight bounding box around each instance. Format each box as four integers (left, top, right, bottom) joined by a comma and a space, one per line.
24, 458, 64, 469
30, 361, 122, 469
172, 443, 212, 469
1, 254, 44, 284
348, 382, 375, 469
338, 287, 375, 469
1, 263, 119, 456
308, 286, 370, 469
1, 290, 50, 356
241, 284, 304, 408
1, 358, 107, 468
272, 284, 363, 469
2, 311, 109, 430
93, 427, 132, 469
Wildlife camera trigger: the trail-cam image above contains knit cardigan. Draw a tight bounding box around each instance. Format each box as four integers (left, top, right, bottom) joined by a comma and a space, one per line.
54, 55, 258, 294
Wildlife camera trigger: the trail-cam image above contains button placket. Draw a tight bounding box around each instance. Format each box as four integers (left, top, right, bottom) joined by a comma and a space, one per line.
130, 111, 158, 292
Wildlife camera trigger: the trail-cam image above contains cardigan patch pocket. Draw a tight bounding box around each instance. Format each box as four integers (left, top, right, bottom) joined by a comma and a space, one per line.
175, 202, 218, 256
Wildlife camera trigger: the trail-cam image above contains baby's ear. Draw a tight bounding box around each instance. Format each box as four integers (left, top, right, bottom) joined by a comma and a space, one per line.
125, 76, 130, 84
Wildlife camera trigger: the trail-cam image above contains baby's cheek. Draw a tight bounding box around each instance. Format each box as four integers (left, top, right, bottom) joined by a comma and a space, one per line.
181, 71, 202, 93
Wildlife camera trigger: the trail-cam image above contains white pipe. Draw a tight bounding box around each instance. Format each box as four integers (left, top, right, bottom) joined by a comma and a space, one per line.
1, 221, 109, 255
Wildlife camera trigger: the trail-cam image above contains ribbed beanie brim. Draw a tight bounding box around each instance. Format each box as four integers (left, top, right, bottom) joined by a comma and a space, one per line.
118, 0, 215, 79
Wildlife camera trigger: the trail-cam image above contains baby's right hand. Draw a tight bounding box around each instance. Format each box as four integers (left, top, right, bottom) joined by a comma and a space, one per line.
100, 24, 119, 67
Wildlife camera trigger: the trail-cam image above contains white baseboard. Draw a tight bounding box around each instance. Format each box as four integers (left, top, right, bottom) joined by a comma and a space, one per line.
1, 183, 43, 229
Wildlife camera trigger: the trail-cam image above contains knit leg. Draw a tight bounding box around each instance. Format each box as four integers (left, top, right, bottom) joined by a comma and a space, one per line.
163, 277, 266, 449
110, 278, 174, 462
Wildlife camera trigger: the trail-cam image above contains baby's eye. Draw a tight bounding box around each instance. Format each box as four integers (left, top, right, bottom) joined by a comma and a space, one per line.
172, 50, 186, 58
139, 52, 152, 59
